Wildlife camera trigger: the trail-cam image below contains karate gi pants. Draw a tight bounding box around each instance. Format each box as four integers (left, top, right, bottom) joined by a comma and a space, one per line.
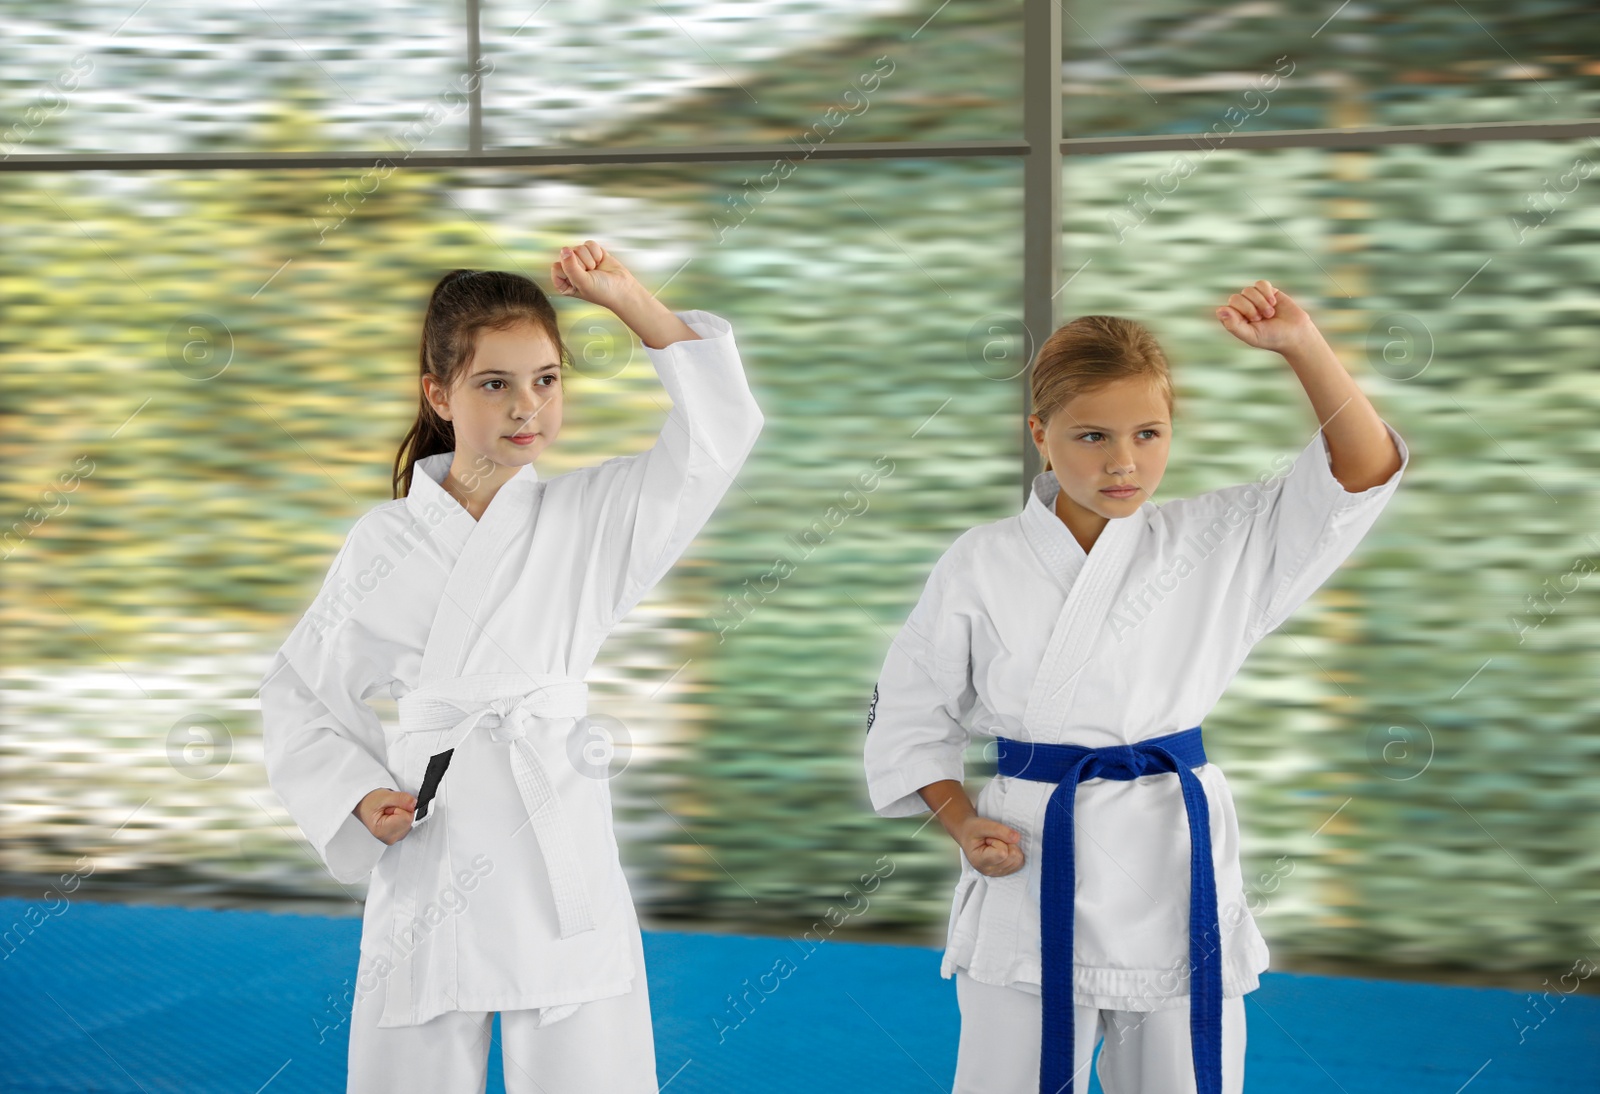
952, 969, 1246, 1094
346, 924, 658, 1094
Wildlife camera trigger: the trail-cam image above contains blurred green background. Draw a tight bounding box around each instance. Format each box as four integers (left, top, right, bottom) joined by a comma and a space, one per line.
2, 0, 1597, 989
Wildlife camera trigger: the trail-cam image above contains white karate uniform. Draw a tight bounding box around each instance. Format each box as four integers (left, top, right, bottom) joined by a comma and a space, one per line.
259, 310, 762, 1093
864, 421, 1409, 1090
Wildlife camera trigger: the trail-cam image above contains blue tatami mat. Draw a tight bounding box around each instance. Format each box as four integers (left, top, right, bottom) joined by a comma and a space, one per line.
1, 897, 1594, 1092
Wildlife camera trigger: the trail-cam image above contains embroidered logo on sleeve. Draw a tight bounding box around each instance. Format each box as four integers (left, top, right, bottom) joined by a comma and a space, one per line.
866, 682, 879, 731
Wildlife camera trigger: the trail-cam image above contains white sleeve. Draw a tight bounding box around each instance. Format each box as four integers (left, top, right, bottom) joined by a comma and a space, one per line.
1234, 419, 1410, 644
575, 310, 764, 626
863, 545, 980, 818
259, 527, 402, 885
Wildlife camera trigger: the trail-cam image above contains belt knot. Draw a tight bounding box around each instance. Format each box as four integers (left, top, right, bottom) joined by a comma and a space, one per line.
1083, 744, 1138, 780
484, 697, 533, 743
1082, 742, 1183, 780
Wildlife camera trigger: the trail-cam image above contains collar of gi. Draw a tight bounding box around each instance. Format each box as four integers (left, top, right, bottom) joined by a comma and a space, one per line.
406, 449, 541, 521
1020, 469, 1148, 587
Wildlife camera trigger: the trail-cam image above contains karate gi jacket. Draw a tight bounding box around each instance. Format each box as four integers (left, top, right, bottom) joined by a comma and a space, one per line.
864, 421, 1409, 1010
260, 310, 762, 1027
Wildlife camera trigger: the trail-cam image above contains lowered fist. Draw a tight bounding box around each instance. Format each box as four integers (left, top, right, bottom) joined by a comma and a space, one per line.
958, 815, 1026, 877
355, 787, 417, 845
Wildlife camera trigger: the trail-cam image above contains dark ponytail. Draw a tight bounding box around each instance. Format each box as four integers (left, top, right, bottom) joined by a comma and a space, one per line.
392, 269, 569, 498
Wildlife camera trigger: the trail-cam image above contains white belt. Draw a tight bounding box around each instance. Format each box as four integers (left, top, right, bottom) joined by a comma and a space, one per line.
394, 672, 598, 940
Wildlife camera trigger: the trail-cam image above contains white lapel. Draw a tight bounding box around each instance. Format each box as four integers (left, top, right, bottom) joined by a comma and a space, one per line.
378, 452, 548, 1028
1019, 471, 1149, 742
406, 451, 543, 686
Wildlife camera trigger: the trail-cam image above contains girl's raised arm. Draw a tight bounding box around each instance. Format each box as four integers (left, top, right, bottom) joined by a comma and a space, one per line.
1209, 281, 1411, 645
549, 242, 764, 631
1216, 279, 1403, 490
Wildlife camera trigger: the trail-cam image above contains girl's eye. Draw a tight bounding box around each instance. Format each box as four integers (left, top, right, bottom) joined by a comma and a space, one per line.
1076, 430, 1161, 442
482, 376, 558, 390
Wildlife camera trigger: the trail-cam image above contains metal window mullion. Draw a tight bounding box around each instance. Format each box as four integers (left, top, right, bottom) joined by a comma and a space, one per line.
1021, 0, 1062, 500
466, 0, 483, 153
7, 118, 1600, 172
0, 140, 1029, 172
1062, 116, 1600, 155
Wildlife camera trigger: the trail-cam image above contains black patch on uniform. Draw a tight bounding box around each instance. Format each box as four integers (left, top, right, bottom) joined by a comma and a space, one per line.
866, 683, 879, 732
414, 748, 454, 822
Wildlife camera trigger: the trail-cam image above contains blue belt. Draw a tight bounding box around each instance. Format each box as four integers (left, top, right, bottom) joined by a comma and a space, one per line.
994, 727, 1221, 1094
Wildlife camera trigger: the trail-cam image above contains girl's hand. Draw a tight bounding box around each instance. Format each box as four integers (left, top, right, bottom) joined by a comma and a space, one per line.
1215, 279, 1319, 355
957, 815, 1025, 877
355, 787, 416, 845
554, 239, 698, 348
549, 240, 642, 312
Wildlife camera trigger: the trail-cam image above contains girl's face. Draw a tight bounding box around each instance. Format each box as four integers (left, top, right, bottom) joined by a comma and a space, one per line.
1028, 377, 1171, 526
424, 321, 564, 472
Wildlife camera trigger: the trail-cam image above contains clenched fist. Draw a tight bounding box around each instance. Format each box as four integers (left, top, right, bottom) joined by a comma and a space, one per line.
1215, 279, 1319, 355
549, 239, 642, 312
957, 814, 1026, 877
355, 787, 417, 845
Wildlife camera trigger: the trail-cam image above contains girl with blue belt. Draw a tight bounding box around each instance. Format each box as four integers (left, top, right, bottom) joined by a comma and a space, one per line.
864, 280, 1408, 1093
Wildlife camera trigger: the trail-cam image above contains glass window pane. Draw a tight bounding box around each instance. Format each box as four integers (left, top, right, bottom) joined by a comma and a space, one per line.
0, 1, 469, 155
1, 158, 1023, 928
481, 0, 1023, 148
1059, 140, 1600, 970
1063, 5, 1600, 138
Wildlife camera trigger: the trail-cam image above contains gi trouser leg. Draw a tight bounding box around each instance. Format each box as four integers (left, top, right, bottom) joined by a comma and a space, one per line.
346, 926, 658, 1094
346, 969, 493, 1094
954, 969, 1100, 1093
1095, 997, 1245, 1094
499, 922, 658, 1094
952, 969, 1246, 1094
